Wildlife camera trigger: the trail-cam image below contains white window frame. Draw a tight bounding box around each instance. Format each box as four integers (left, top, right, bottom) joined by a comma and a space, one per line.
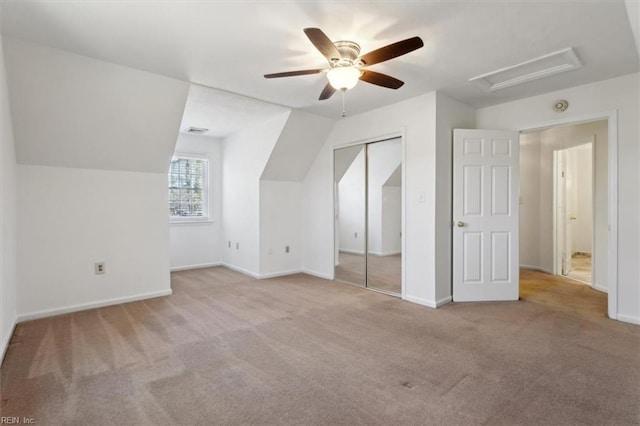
169, 152, 211, 223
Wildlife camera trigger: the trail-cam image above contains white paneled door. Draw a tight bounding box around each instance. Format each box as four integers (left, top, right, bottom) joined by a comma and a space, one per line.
453, 129, 520, 302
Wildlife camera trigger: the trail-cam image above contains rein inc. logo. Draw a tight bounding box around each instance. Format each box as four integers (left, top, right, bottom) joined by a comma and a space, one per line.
0, 418, 35, 424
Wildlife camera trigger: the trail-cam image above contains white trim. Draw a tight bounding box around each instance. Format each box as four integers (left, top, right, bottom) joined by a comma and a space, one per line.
469, 47, 582, 92
403, 295, 437, 309
169, 219, 214, 226
338, 248, 365, 255
520, 264, 554, 275
169, 152, 211, 221
519, 109, 618, 322
332, 129, 407, 298
616, 314, 640, 325
435, 296, 453, 307
171, 262, 221, 272
1, 320, 17, 366
17, 289, 173, 323
332, 131, 404, 150
220, 263, 260, 279
257, 269, 303, 279
368, 251, 401, 257
303, 269, 334, 280
400, 128, 408, 299
552, 136, 595, 281
553, 150, 560, 275
593, 284, 608, 294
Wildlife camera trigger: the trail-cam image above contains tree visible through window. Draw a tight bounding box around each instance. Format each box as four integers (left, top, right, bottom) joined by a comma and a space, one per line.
168, 155, 208, 219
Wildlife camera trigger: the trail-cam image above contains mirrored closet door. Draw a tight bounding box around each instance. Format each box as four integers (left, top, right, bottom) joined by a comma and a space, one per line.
334, 138, 402, 295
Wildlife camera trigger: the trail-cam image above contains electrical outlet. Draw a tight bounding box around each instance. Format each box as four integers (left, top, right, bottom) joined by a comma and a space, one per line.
95, 262, 106, 275
285, 245, 290, 253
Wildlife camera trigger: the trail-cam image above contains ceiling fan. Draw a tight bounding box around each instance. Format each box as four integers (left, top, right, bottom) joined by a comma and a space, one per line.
264, 28, 424, 101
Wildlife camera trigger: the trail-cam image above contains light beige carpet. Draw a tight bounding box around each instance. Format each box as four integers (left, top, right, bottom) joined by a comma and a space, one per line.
1, 267, 639, 425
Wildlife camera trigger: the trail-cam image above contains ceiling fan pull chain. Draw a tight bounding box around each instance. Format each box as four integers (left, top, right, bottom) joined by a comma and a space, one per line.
341, 89, 347, 118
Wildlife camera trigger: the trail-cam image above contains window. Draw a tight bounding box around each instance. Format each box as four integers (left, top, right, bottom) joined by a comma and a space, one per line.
168, 154, 209, 221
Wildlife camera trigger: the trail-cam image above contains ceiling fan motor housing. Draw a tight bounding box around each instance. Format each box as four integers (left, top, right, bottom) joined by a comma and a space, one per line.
333, 41, 361, 65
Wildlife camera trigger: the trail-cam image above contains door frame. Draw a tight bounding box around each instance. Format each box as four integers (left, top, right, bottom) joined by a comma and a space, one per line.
552, 136, 595, 281
519, 110, 618, 320
331, 130, 407, 298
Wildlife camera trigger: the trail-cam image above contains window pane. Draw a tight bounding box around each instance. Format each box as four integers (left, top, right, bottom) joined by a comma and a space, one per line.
168, 157, 208, 218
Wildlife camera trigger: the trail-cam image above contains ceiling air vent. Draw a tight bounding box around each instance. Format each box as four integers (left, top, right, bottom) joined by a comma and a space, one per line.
469, 47, 582, 92
186, 126, 209, 135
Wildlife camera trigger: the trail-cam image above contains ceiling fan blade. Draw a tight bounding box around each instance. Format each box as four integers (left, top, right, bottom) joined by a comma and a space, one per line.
304, 28, 341, 62
360, 70, 404, 89
319, 82, 336, 100
359, 36, 424, 66
264, 69, 323, 79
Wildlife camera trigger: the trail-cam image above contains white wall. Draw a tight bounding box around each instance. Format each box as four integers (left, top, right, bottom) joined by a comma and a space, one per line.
368, 139, 402, 256
2, 36, 189, 323
519, 123, 604, 280
337, 149, 366, 254
259, 180, 302, 277
0, 29, 18, 361
477, 73, 639, 324
302, 91, 475, 306
17, 165, 172, 320
573, 143, 593, 254
169, 133, 223, 271
261, 110, 335, 181
222, 111, 290, 276
3, 37, 188, 173
531, 122, 607, 289
519, 132, 542, 269
434, 93, 477, 303
381, 185, 402, 255
335, 140, 401, 257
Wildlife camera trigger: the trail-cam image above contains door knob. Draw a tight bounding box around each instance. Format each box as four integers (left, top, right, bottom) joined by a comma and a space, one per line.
457, 221, 465, 227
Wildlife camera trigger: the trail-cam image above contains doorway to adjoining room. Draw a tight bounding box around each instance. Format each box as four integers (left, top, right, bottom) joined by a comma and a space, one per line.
519, 119, 607, 294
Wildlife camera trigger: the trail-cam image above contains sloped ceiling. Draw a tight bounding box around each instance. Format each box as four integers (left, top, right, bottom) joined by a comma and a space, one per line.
180, 84, 287, 138
1, 1, 638, 119
261, 110, 335, 182
4, 38, 189, 173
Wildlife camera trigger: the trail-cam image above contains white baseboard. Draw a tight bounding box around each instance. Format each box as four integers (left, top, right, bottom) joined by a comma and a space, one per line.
435, 295, 453, 307
302, 269, 333, 280
1, 319, 17, 367
593, 284, 608, 293
171, 262, 222, 272
338, 249, 365, 255
520, 265, 553, 274
368, 251, 401, 257
258, 269, 302, 279
17, 289, 173, 323
616, 313, 640, 325
221, 263, 260, 279
403, 295, 438, 308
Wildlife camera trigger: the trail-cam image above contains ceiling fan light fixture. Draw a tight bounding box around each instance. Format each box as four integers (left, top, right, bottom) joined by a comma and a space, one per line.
327, 67, 362, 91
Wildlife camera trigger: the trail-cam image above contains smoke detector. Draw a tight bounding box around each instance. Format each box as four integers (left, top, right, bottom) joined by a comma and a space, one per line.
186, 127, 209, 135
553, 99, 569, 112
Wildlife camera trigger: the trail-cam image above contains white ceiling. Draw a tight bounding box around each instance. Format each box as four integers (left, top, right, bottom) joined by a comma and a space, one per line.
180, 84, 287, 137
1, 1, 638, 124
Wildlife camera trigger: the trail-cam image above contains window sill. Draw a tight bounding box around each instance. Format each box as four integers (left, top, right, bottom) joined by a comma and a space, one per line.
169, 219, 214, 226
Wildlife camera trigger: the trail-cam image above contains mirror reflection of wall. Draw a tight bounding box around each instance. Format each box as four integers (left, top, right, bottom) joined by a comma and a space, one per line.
367, 138, 402, 294
333, 138, 402, 295
334, 145, 366, 286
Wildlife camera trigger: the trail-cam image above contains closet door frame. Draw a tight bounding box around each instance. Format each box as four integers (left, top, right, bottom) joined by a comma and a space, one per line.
332, 130, 406, 298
